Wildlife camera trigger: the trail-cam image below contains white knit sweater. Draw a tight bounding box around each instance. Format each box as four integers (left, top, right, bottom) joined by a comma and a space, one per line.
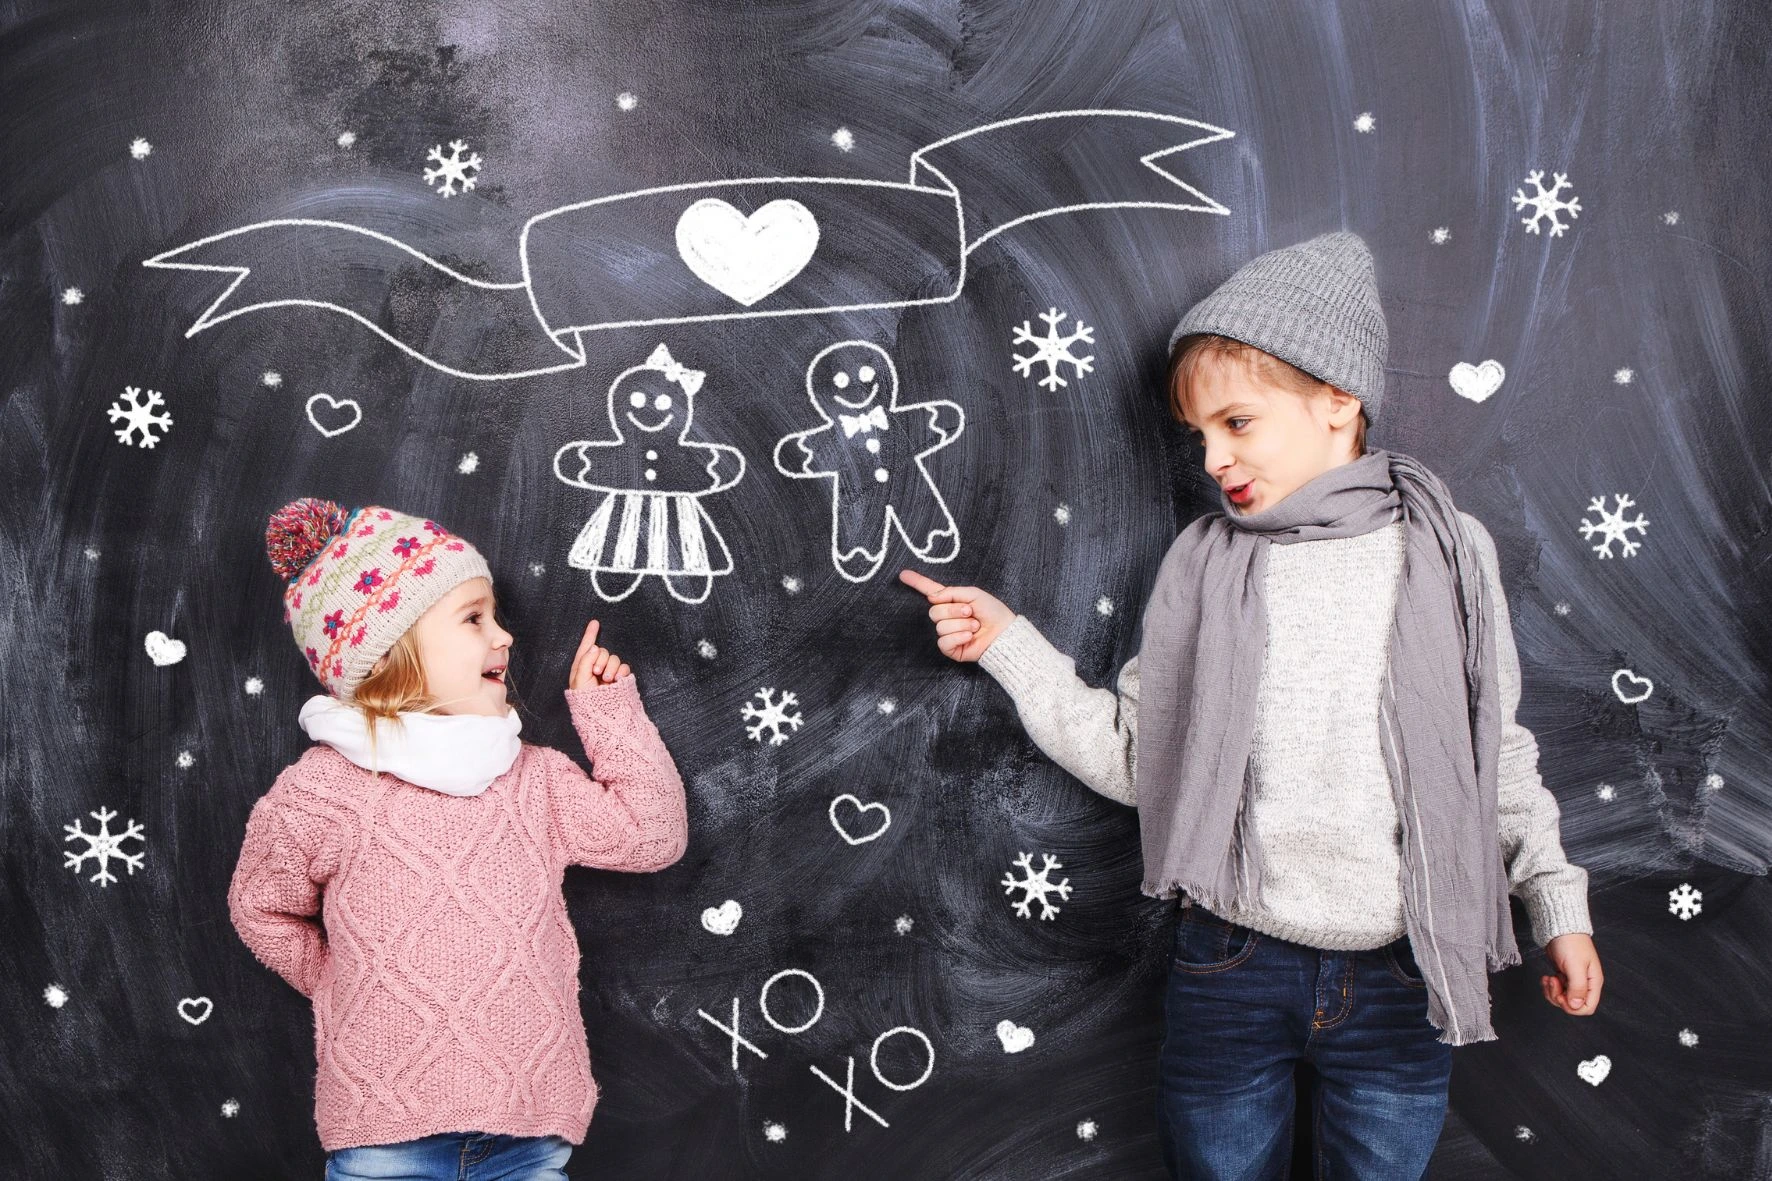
977, 511, 1592, 951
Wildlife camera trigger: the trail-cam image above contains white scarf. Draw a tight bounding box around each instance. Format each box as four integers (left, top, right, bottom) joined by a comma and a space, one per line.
298, 695, 523, 796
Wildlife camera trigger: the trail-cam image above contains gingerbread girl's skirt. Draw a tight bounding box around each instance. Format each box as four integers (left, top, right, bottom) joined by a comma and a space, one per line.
566, 490, 734, 602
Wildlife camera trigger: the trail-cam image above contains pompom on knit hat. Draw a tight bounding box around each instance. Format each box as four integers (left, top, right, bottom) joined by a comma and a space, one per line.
1167, 230, 1390, 426
265, 498, 492, 701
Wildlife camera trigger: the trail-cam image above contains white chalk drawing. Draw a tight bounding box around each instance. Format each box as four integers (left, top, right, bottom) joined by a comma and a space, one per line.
261, 371, 282, 388
763, 1122, 787, 1143
1513, 170, 1582, 237
44, 984, 69, 1008
1514, 1126, 1538, 1143
1054, 503, 1071, 526
221, 1099, 241, 1118
144, 630, 187, 666
995, 1020, 1035, 1053
555, 344, 744, 604
108, 386, 172, 448
178, 997, 213, 1025
62, 287, 84, 306
1077, 1120, 1099, 1142
1611, 669, 1653, 704
1613, 367, 1635, 385
831, 128, 855, 152
1002, 852, 1072, 920
1669, 883, 1702, 920
243, 676, 264, 696
423, 139, 481, 197
1430, 227, 1451, 245
1011, 307, 1096, 391
615, 92, 638, 112
876, 697, 896, 714
457, 451, 479, 474
702, 899, 743, 936
741, 688, 802, 746
1580, 493, 1649, 558
1663, 211, 1680, 226
676, 198, 820, 307
696, 639, 718, 660
129, 137, 151, 159
64, 806, 146, 886
1596, 784, 1616, 801
829, 794, 891, 845
1449, 360, 1505, 403
1679, 1028, 1699, 1047
893, 915, 913, 936
175, 750, 195, 769
1576, 1054, 1611, 1086
759, 969, 826, 1035
305, 393, 362, 438
1096, 596, 1114, 616
1353, 112, 1376, 133
337, 131, 357, 148
774, 341, 964, 582
143, 111, 1234, 381
695, 969, 934, 1131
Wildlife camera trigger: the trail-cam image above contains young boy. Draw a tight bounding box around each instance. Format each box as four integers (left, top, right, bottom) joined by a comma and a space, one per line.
900, 231, 1602, 1179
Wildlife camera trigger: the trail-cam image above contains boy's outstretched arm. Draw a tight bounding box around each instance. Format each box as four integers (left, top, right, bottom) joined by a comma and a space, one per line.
1463, 514, 1603, 1018
898, 569, 1140, 806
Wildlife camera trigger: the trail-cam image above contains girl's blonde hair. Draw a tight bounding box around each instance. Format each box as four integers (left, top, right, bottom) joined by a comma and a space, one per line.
347, 629, 433, 765
1167, 333, 1368, 457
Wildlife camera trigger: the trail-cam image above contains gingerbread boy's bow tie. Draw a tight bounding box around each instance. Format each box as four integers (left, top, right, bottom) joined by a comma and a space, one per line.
840, 405, 890, 437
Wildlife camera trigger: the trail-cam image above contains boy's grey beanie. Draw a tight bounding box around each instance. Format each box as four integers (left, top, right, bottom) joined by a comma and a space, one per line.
1166, 230, 1388, 425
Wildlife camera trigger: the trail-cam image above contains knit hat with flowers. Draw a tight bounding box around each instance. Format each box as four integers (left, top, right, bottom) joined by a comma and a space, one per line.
265, 498, 492, 701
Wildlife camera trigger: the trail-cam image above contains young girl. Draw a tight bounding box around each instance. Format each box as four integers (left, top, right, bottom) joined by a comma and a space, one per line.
901, 232, 1604, 1178
228, 497, 688, 1180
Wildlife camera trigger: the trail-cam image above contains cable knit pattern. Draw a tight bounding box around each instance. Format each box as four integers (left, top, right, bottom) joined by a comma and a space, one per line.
978, 511, 1592, 951
226, 674, 687, 1152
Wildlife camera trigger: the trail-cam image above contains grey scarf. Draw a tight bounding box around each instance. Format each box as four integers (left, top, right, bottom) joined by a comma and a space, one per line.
1134, 447, 1521, 1045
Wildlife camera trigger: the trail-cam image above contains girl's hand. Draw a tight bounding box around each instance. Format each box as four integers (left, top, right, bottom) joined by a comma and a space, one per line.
897, 569, 1014, 663
569, 619, 632, 689
1540, 933, 1603, 1016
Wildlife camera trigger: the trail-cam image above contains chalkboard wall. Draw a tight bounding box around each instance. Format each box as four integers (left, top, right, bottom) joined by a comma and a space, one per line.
5, 1, 1770, 1177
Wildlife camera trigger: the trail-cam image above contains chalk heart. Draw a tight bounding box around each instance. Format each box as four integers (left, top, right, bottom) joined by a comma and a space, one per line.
1577, 1054, 1611, 1086
1611, 668, 1653, 704
305, 392, 362, 438
829, 793, 891, 846
177, 996, 213, 1026
675, 197, 819, 307
1449, 359, 1506, 403
701, 899, 742, 937
996, 1020, 1036, 1054
144, 630, 187, 667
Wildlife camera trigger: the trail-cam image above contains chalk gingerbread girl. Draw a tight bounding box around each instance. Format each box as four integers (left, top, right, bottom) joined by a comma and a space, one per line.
773, 340, 965, 582
554, 343, 745, 604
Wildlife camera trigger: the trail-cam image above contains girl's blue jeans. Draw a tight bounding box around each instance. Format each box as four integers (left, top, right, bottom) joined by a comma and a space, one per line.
324, 1131, 572, 1181
1158, 904, 1453, 1180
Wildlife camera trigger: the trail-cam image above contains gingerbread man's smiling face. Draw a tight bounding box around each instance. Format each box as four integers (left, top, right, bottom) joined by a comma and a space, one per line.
807, 341, 896, 417
608, 369, 686, 436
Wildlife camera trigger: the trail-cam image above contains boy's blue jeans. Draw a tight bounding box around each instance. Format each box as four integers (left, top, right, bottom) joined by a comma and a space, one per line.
1158, 904, 1453, 1180
325, 1131, 572, 1181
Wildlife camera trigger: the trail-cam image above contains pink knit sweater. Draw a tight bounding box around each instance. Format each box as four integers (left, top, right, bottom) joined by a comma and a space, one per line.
226, 675, 688, 1152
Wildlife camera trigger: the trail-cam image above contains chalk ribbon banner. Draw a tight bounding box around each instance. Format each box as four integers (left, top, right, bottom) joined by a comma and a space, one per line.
143, 110, 1235, 381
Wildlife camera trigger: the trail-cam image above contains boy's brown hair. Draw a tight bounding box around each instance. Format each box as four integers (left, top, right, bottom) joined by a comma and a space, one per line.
1167, 333, 1368, 458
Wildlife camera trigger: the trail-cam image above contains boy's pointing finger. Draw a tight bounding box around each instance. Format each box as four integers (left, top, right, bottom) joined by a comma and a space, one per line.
898, 568, 946, 598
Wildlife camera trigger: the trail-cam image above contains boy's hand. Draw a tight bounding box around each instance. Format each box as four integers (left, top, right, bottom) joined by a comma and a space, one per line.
897, 569, 1014, 663
1540, 933, 1603, 1016
569, 619, 631, 689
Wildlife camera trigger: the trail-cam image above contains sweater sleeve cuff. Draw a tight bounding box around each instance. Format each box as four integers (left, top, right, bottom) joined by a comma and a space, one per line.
1521, 881, 1593, 947
564, 674, 643, 742
976, 615, 1073, 702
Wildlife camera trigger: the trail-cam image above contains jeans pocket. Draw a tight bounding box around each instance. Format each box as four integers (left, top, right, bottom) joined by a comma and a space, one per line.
1172, 905, 1261, 974
1384, 937, 1427, 988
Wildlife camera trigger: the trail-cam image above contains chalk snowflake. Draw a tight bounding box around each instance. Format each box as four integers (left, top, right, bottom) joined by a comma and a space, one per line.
1002, 852, 1072, 920
742, 688, 803, 746
1668, 882, 1702, 921
423, 139, 482, 197
107, 386, 172, 448
1512, 170, 1582, 237
1012, 308, 1096, 391
64, 806, 146, 887
1578, 493, 1649, 558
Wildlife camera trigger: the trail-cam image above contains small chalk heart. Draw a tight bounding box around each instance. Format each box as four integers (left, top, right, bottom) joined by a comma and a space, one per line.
144, 630, 187, 667
1611, 669, 1653, 704
829, 794, 892, 845
1449, 359, 1506, 403
305, 392, 363, 438
996, 1019, 1036, 1054
701, 899, 742, 936
178, 996, 213, 1025
1576, 1054, 1610, 1086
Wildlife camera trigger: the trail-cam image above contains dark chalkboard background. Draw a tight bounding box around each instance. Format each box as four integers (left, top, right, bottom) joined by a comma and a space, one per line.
4, 1, 1770, 1177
